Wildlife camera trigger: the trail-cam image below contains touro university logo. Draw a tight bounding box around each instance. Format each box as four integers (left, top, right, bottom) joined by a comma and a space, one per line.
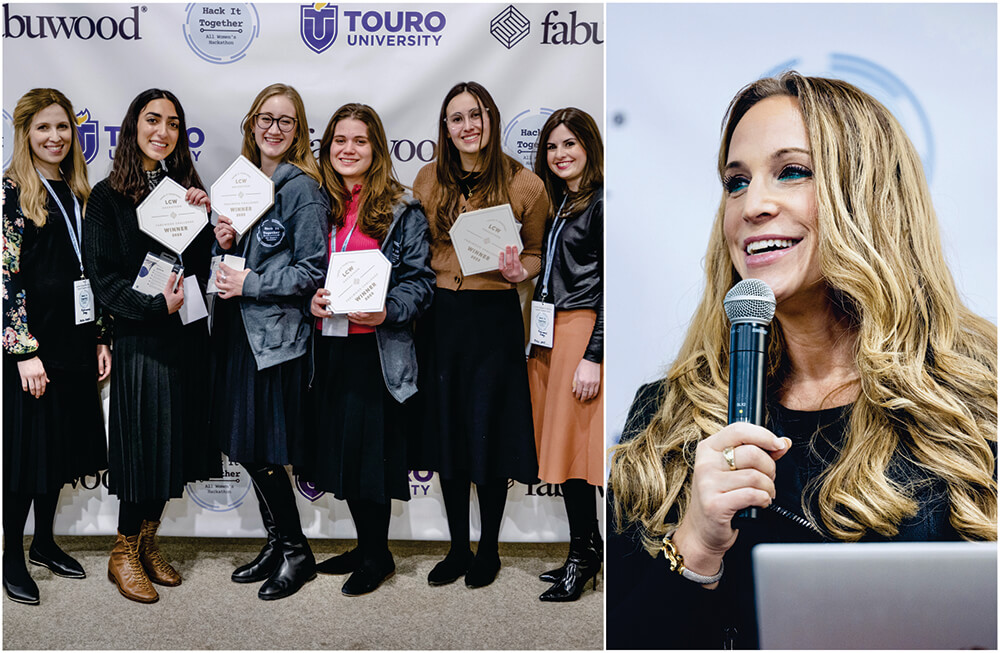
490, 5, 529, 49
300, 3, 337, 53
502, 108, 554, 170
75, 109, 100, 164
182, 3, 260, 65
764, 53, 934, 180
294, 476, 325, 502
3, 4, 143, 40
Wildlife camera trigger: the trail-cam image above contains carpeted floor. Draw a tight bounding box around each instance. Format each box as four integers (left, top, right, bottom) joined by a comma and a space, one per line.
2, 536, 603, 650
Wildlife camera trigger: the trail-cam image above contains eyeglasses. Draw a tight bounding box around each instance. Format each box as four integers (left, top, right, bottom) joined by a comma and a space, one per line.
254, 113, 297, 133
444, 107, 487, 132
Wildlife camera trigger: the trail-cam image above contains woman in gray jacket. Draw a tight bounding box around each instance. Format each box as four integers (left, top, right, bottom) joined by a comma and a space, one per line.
303, 103, 434, 596
210, 83, 328, 601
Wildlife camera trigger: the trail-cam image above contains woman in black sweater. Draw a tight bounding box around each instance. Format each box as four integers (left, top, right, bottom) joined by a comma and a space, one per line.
85, 88, 220, 604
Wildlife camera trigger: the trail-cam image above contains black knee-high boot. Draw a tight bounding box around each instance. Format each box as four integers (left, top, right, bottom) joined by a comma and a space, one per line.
2, 490, 38, 604
427, 477, 472, 586
232, 481, 282, 583
245, 464, 315, 600
540, 480, 601, 602
540, 479, 601, 582
341, 498, 394, 596
466, 479, 508, 588
27, 490, 85, 578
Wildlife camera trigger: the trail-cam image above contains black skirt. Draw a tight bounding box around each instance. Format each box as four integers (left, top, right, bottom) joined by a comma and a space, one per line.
210, 298, 308, 466
409, 287, 539, 485
299, 333, 409, 504
3, 357, 108, 494
106, 326, 220, 502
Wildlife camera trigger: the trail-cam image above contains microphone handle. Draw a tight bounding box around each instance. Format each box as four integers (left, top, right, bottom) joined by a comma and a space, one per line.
728, 322, 767, 523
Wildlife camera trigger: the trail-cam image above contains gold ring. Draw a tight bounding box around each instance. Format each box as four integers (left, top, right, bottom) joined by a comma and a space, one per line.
722, 446, 737, 471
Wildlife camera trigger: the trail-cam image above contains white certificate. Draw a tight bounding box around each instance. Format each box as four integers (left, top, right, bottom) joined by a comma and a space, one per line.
136, 177, 209, 254
324, 249, 391, 314
448, 203, 524, 276
210, 155, 274, 236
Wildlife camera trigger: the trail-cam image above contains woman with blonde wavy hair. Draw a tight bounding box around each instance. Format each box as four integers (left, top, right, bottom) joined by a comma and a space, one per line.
607, 72, 996, 649
3, 88, 109, 605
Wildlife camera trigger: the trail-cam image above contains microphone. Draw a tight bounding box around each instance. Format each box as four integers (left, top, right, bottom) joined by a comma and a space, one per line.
723, 278, 775, 521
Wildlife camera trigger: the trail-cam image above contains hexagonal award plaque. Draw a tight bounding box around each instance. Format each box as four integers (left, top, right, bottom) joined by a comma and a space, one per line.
210, 155, 275, 236
447, 203, 523, 276
136, 176, 209, 254
324, 249, 392, 314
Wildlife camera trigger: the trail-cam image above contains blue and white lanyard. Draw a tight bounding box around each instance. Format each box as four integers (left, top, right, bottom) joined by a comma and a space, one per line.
331, 221, 360, 255
538, 195, 569, 301
36, 169, 84, 277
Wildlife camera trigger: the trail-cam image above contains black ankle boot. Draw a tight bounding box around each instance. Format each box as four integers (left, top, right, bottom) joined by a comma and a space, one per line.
232, 484, 281, 583
3, 552, 39, 605
427, 548, 472, 586
539, 535, 600, 602
316, 547, 362, 575
465, 549, 501, 588
258, 534, 316, 600
28, 540, 85, 579
539, 526, 604, 583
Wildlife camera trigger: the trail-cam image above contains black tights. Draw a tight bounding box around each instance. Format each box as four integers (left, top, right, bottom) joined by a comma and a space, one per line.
440, 477, 509, 556
347, 498, 391, 562
561, 478, 599, 540
3, 489, 65, 580
117, 498, 167, 536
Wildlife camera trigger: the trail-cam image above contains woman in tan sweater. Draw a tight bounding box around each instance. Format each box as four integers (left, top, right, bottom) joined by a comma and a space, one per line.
410, 81, 549, 588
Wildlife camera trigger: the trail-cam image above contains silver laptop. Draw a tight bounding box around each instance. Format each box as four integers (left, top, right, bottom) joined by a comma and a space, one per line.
753, 541, 997, 649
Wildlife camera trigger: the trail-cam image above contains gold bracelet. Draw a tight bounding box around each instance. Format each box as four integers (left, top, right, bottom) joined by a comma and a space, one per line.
662, 530, 724, 584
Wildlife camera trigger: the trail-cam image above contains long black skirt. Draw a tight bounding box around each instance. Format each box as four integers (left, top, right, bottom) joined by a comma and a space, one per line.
299, 333, 409, 504
107, 326, 220, 502
210, 299, 308, 466
3, 357, 107, 494
409, 287, 538, 485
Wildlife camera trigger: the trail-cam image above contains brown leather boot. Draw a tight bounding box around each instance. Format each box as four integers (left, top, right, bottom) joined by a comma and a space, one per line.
108, 533, 158, 603
139, 520, 181, 586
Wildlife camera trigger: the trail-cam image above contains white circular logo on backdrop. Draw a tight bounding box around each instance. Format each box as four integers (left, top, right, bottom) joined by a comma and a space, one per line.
183, 3, 260, 64
186, 456, 252, 511
764, 53, 935, 181
503, 108, 555, 171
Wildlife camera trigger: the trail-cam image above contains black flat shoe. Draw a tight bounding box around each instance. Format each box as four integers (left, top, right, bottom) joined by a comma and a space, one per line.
316, 547, 362, 575
28, 545, 86, 579
258, 535, 316, 601
464, 552, 501, 588
427, 549, 473, 586
3, 572, 40, 605
341, 558, 395, 596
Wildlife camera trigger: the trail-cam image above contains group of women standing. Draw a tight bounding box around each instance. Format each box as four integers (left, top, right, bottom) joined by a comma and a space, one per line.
2, 81, 604, 606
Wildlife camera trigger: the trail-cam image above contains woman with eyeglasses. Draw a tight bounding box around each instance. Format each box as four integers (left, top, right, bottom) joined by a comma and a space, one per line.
210, 83, 328, 601
410, 81, 549, 588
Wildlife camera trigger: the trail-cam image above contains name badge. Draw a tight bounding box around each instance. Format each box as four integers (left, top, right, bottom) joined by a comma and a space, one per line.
322, 314, 349, 337
73, 278, 96, 325
529, 300, 554, 348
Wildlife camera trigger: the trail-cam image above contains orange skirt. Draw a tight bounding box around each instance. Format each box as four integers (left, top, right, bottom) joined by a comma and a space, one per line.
527, 309, 603, 486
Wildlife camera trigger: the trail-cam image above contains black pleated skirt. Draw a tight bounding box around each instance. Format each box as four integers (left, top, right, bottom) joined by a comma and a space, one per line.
409, 287, 539, 485
210, 299, 308, 466
107, 326, 220, 502
3, 357, 108, 494
298, 333, 409, 504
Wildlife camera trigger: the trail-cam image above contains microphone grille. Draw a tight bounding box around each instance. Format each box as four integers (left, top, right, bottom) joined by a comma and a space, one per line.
724, 279, 776, 324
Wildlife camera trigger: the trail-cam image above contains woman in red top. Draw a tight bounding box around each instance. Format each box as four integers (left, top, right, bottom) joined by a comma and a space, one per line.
303, 103, 434, 596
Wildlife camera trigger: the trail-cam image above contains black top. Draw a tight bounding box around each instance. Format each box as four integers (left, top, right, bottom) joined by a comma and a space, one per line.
607, 381, 961, 650
532, 194, 603, 362
2, 177, 106, 370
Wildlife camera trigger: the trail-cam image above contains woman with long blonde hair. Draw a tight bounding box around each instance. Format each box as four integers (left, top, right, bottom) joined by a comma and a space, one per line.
2, 88, 109, 605
607, 72, 996, 649
211, 83, 328, 601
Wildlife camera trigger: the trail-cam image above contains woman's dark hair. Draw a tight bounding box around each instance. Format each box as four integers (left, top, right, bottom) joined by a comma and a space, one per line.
318, 103, 404, 242
428, 81, 522, 240
108, 88, 203, 203
533, 107, 603, 218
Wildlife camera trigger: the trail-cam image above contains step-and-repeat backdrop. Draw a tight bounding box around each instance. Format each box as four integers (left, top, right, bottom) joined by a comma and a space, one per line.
606, 3, 997, 449
2, 2, 604, 540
